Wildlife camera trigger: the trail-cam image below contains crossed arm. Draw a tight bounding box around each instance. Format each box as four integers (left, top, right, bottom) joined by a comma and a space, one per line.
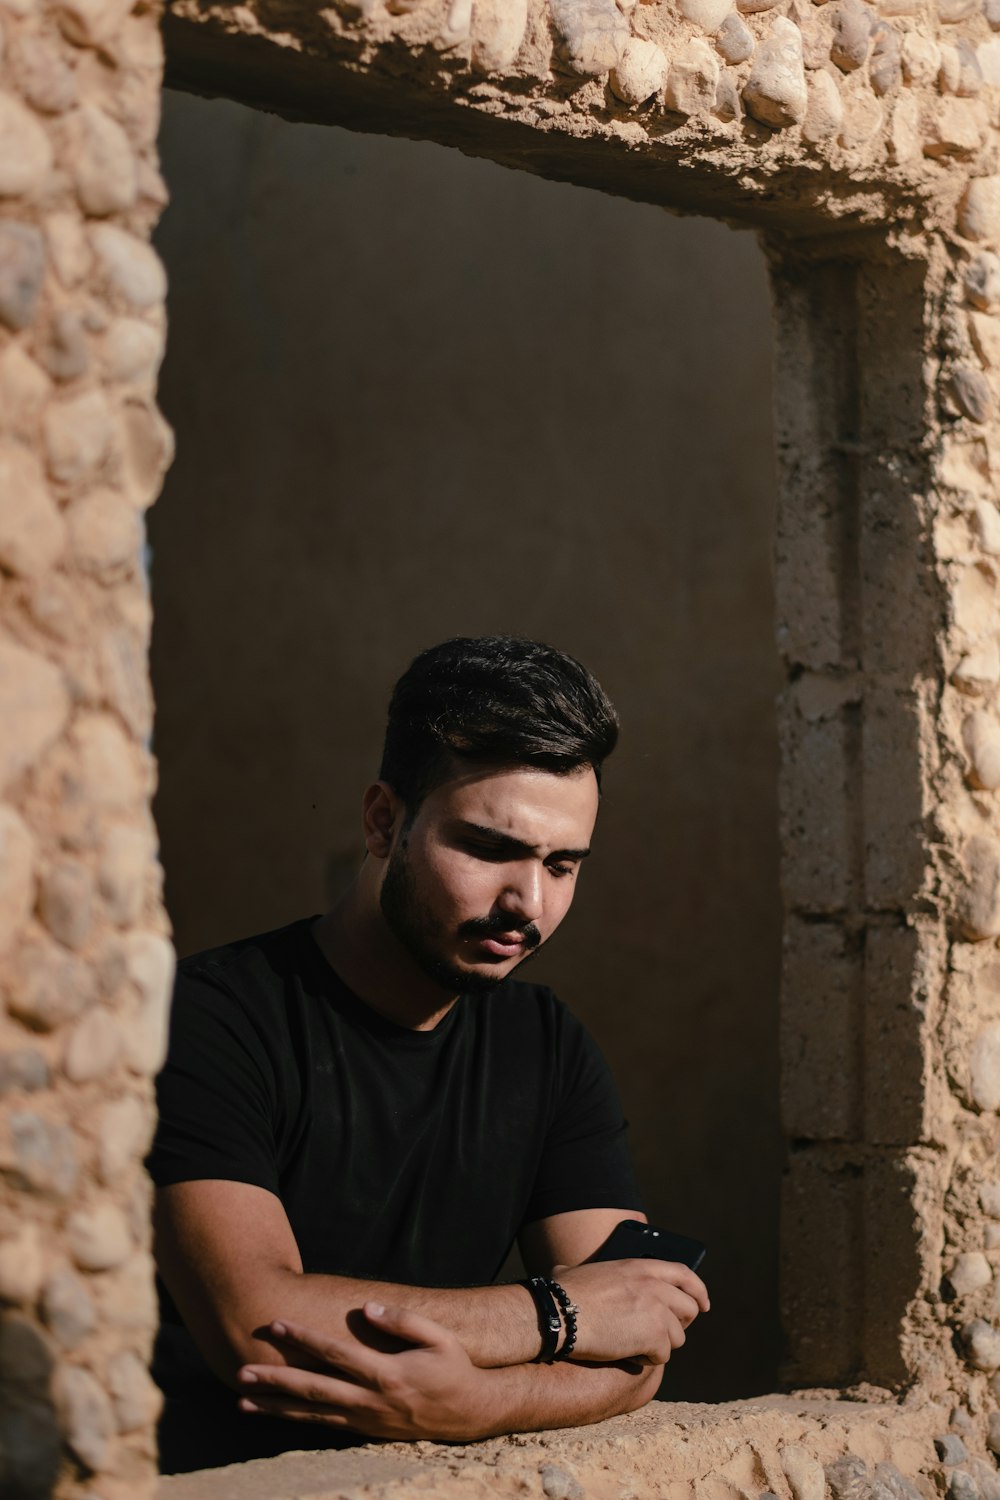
153, 1180, 709, 1441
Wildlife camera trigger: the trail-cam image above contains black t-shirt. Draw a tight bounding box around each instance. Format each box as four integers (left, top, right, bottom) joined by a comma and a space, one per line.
147, 917, 642, 1469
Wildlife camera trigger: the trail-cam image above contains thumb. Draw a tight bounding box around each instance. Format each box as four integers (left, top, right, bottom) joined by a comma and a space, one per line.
363, 1301, 451, 1349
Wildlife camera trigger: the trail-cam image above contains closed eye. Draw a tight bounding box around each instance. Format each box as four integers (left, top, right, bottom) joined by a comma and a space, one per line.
462, 839, 514, 862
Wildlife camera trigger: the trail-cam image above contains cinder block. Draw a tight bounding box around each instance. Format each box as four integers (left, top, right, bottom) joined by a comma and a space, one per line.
862, 1151, 932, 1387
862, 684, 931, 912
781, 917, 860, 1141
775, 477, 848, 672
781, 1146, 864, 1386
863, 923, 936, 1147
855, 257, 937, 679
778, 694, 854, 913
771, 258, 858, 674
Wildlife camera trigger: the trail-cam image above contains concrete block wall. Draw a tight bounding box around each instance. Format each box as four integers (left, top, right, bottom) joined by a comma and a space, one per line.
0, 1, 171, 1495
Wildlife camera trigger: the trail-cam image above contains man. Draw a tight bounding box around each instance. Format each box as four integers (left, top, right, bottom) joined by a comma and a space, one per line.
149, 636, 709, 1473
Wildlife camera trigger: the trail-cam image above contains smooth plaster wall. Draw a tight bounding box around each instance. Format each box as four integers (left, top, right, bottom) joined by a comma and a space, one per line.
148, 88, 781, 1402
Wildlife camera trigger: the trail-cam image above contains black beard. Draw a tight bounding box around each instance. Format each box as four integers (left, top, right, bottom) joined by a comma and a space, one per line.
379, 844, 543, 994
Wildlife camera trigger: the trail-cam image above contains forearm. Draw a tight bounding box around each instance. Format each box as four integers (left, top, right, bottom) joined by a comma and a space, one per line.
213, 1269, 539, 1379
463, 1357, 663, 1438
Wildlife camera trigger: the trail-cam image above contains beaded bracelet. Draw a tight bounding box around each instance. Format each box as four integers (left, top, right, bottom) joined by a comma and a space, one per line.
547, 1278, 579, 1362
521, 1276, 563, 1362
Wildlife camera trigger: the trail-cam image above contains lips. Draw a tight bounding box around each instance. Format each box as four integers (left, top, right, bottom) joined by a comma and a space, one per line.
478, 935, 525, 959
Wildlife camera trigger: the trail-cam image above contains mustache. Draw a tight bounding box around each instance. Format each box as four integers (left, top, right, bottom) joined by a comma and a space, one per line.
458, 915, 542, 950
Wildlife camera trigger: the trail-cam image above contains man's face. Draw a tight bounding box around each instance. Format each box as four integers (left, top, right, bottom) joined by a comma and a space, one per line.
378, 764, 600, 993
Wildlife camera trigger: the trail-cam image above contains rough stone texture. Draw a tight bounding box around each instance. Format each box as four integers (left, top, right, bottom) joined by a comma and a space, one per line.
0, 94, 52, 197
968, 1022, 1000, 1109
0, 220, 45, 330
664, 38, 721, 115
680, 0, 732, 28
0, 3, 168, 1494
957, 837, 1000, 938
743, 17, 808, 126
55, 1363, 115, 1472
783, 1443, 827, 1500
963, 1318, 1000, 1370
830, 0, 875, 70
66, 1203, 132, 1272
716, 12, 754, 62
3, 0, 1000, 1489
803, 69, 845, 139
947, 1252, 993, 1297
550, 0, 629, 76
936, 1434, 970, 1464
154, 1399, 956, 1500
610, 38, 667, 105
0, 806, 35, 960
41, 1267, 96, 1349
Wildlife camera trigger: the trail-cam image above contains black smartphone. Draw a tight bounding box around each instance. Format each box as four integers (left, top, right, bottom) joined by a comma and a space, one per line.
591, 1218, 707, 1272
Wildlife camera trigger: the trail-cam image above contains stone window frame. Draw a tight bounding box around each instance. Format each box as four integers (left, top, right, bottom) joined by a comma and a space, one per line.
4, 0, 1000, 1491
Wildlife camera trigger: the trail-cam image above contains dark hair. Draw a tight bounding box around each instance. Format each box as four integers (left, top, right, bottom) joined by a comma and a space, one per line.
379, 636, 619, 810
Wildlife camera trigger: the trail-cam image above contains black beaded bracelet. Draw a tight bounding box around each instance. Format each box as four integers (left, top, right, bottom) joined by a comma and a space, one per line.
521, 1276, 563, 1362
547, 1278, 579, 1362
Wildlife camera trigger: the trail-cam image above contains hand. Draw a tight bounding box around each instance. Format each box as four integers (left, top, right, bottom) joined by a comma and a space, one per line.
236, 1302, 492, 1441
553, 1258, 709, 1366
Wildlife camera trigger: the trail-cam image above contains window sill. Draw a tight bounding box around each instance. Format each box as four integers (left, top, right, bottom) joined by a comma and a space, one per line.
157, 1390, 956, 1500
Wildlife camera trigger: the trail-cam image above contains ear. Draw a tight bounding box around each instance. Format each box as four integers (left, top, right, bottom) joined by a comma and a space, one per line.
362, 781, 406, 859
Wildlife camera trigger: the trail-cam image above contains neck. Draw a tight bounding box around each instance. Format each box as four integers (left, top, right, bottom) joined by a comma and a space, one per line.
311, 882, 459, 1032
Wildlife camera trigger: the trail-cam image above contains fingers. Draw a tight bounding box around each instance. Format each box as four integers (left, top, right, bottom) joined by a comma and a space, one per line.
239, 1393, 360, 1426
663, 1287, 702, 1329
239, 1362, 377, 1409
649, 1262, 710, 1313
363, 1301, 453, 1350
665, 1308, 686, 1353
263, 1319, 384, 1385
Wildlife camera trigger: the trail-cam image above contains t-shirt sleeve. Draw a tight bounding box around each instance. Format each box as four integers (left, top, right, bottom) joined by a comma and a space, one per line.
146, 965, 281, 1196
521, 1004, 644, 1226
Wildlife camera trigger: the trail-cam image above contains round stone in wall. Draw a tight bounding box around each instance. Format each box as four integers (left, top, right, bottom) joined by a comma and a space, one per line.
957, 835, 1000, 939
0, 1224, 44, 1305
41, 1267, 96, 1349
678, 0, 733, 26
782, 1444, 826, 1500
959, 176, 1000, 242
610, 38, 667, 104
0, 219, 46, 331
963, 710, 1000, 789
0, 94, 53, 197
743, 17, 808, 126
717, 12, 754, 62
962, 1317, 1000, 1370
948, 1251, 994, 1297
55, 1363, 114, 1473
0, 804, 35, 959
825, 1454, 871, 1500
970, 1023, 1000, 1111
67, 1203, 131, 1271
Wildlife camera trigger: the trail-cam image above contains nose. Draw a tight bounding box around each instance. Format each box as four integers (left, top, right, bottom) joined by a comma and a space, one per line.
496, 862, 544, 927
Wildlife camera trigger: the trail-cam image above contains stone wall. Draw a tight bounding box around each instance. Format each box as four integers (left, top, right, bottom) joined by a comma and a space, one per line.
5, 0, 1000, 1492
0, 1, 171, 1496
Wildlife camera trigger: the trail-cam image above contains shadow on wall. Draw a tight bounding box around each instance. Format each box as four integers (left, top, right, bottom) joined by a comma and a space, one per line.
149, 89, 782, 1403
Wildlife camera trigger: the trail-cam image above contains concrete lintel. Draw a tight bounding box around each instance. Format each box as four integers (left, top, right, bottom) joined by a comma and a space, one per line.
161, 6, 922, 234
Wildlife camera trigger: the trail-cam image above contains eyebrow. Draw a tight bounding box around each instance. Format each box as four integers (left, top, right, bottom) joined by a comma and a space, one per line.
455, 820, 591, 862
